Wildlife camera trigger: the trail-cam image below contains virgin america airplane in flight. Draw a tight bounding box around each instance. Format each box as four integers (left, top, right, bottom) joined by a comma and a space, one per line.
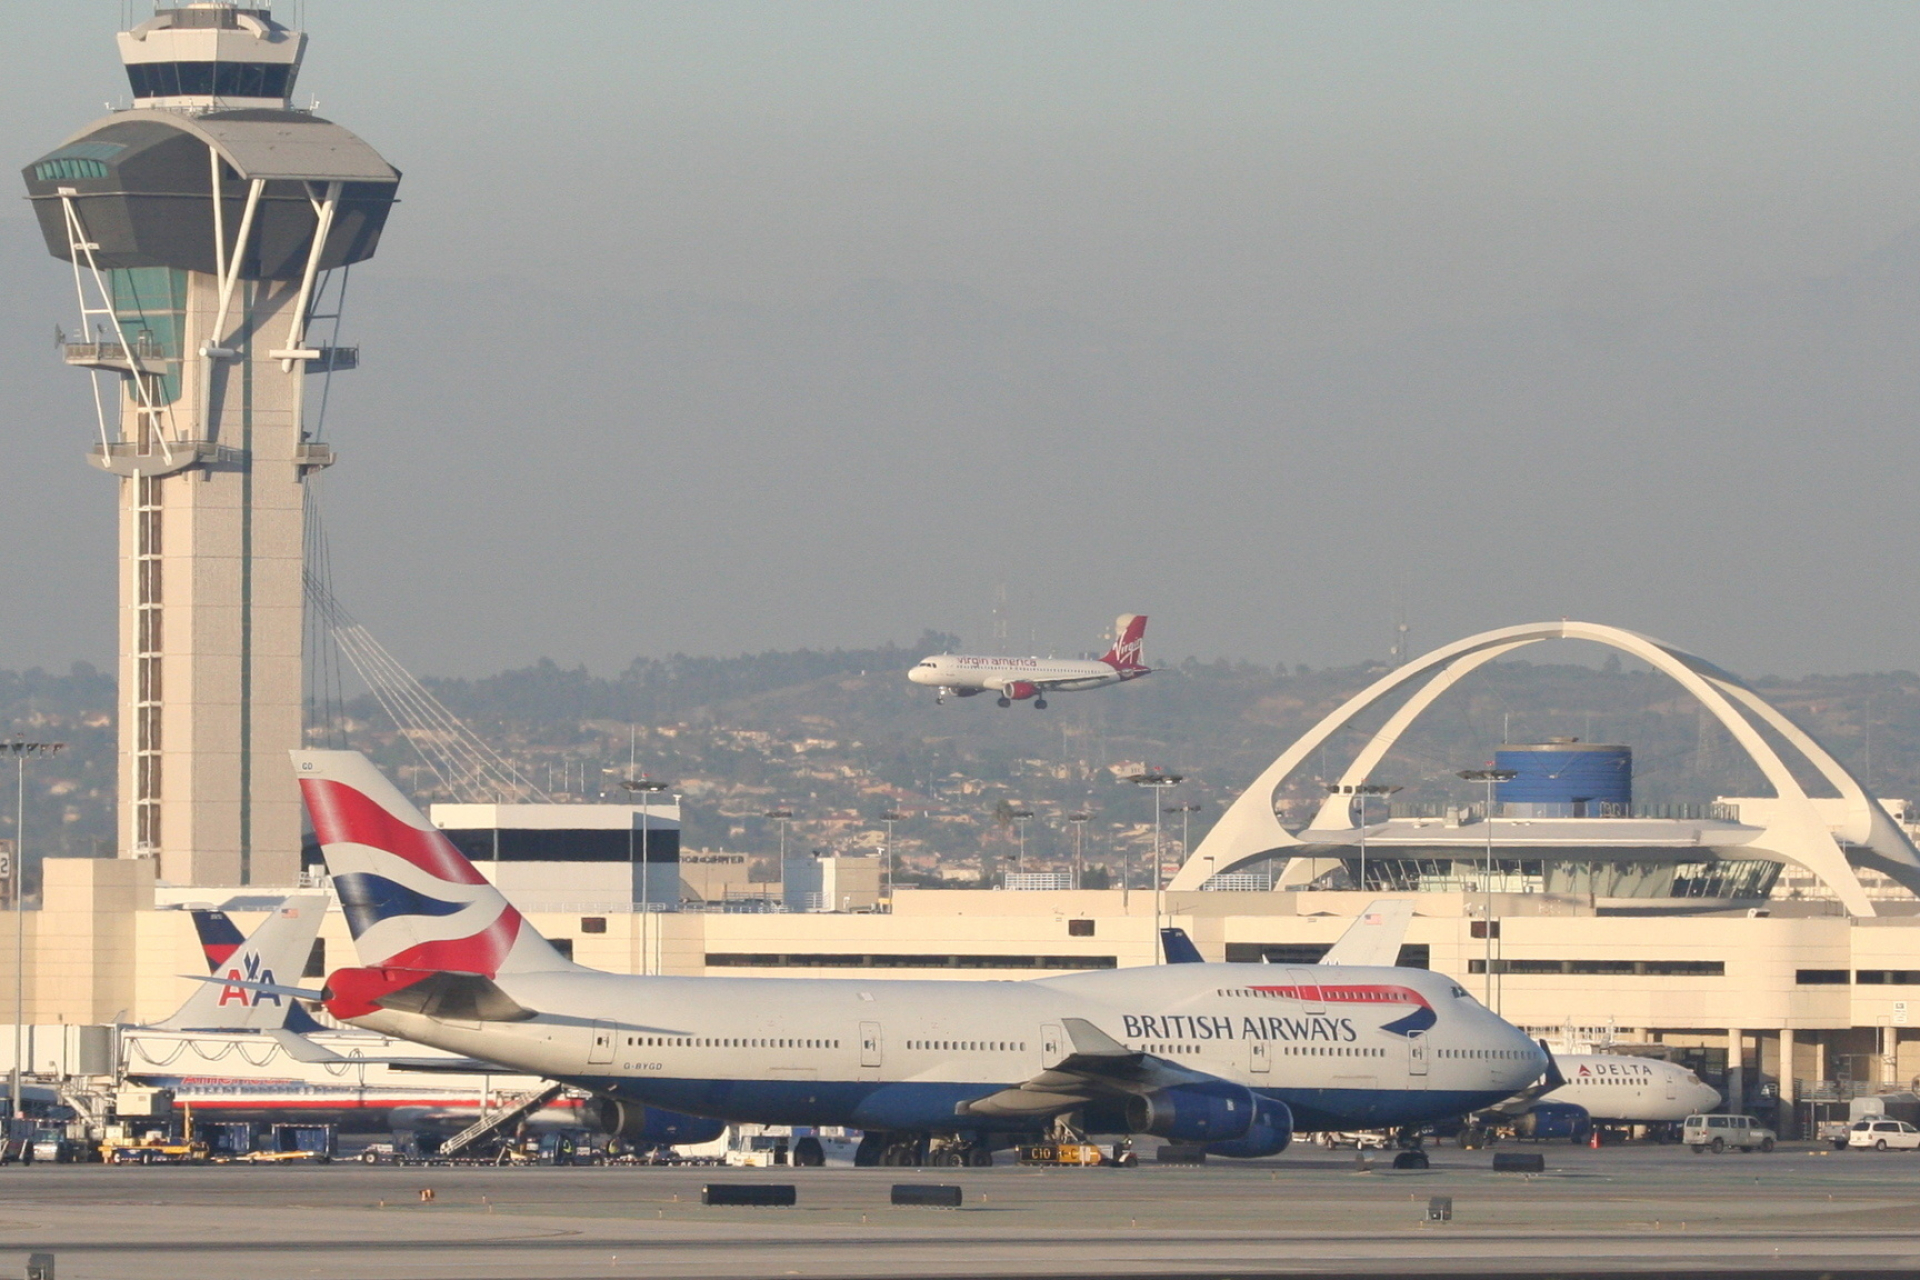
290, 749, 1549, 1166
908, 614, 1152, 707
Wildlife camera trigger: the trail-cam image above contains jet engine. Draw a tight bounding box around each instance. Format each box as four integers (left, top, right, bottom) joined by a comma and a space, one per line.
582, 1097, 725, 1146
1002, 681, 1040, 701
1202, 1096, 1294, 1158
1124, 1081, 1258, 1143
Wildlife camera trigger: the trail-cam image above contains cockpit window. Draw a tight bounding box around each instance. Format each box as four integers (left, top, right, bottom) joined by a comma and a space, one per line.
1449, 985, 1469, 999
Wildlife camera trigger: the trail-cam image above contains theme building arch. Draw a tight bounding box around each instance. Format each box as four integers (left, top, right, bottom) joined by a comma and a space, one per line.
1166, 621, 1920, 916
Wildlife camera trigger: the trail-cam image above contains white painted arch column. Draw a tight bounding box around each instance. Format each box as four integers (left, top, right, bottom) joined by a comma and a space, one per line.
1166, 621, 1920, 917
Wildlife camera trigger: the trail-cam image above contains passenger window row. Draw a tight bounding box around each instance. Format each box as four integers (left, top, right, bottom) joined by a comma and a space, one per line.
624, 1036, 841, 1049
906, 1040, 1025, 1051
1278, 1046, 1382, 1057
1436, 1048, 1527, 1059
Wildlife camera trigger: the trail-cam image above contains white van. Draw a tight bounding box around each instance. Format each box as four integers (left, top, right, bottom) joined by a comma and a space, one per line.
1682, 1113, 1776, 1154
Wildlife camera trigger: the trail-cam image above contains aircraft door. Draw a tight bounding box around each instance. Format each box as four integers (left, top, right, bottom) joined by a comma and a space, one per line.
1041, 1023, 1064, 1066
1286, 969, 1325, 1015
1249, 1038, 1271, 1074
1665, 1069, 1676, 1102
588, 1020, 615, 1066
1406, 1030, 1429, 1086
860, 1021, 883, 1069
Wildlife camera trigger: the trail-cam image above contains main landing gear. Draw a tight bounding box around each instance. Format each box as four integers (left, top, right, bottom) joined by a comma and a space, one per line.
1032, 698, 1047, 709
852, 1131, 993, 1167
996, 696, 1012, 707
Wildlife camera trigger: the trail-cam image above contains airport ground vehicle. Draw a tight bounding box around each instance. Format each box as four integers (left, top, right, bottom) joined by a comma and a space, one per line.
100, 1133, 210, 1164
1316, 1130, 1393, 1150
1846, 1119, 1920, 1151
1683, 1114, 1776, 1154
1018, 1142, 1103, 1166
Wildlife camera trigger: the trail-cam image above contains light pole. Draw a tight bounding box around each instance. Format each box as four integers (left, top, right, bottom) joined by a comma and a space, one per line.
1323, 783, 1400, 892
764, 809, 793, 904
1458, 769, 1517, 1012
3, 742, 62, 1121
879, 810, 907, 908
1164, 802, 1203, 864
1067, 811, 1091, 889
620, 776, 671, 975
1008, 809, 1034, 876
1126, 771, 1183, 952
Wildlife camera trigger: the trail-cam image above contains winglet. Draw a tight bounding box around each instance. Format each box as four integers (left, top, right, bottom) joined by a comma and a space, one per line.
1060, 1016, 1131, 1057
1321, 898, 1415, 967
1160, 927, 1205, 964
270, 1029, 348, 1064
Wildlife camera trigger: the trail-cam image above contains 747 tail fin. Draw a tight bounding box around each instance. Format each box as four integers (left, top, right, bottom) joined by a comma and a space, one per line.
291, 749, 574, 976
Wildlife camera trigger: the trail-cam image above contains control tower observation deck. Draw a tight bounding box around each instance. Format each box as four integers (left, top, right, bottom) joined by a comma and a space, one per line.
21, 4, 399, 886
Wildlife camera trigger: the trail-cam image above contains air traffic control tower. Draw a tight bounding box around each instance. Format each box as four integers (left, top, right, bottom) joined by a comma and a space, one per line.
22, 5, 399, 886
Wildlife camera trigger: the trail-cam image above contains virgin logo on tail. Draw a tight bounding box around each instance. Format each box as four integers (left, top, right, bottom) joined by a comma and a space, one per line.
1101, 614, 1149, 671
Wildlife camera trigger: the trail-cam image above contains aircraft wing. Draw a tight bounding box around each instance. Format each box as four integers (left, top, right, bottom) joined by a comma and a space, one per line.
955, 1016, 1220, 1120
1320, 898, 1415, 967
269, 1030, 517, 1074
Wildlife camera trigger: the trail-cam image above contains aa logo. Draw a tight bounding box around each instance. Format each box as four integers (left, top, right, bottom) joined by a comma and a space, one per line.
218, 951, 282, 1007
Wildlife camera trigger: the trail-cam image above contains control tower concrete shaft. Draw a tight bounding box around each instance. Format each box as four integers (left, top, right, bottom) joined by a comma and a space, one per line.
21, 4, 400, 885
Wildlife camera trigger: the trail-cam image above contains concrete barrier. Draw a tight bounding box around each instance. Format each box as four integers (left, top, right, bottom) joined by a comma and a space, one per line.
701, 1183, 797, 1206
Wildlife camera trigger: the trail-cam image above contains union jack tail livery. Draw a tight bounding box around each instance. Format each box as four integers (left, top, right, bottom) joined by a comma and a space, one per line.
1100, 614, 1149, 672
292, 750, 575, 977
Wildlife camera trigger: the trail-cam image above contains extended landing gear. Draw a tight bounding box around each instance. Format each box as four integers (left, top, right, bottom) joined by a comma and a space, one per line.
926, 1137, 996, 1167
856, 1132, 931, 1167
996, 696, 1012, 708
791, 1137, 825, 1167
1032, 698, 1048, 709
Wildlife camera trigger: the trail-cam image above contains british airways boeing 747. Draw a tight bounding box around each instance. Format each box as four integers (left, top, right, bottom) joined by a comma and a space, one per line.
292, 749, 1549, 1165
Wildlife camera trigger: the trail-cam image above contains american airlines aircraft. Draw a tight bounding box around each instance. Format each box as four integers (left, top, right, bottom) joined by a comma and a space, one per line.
908, 614, 1151, 707
133, 894, 720, 1145
288, 749, 1550, 1165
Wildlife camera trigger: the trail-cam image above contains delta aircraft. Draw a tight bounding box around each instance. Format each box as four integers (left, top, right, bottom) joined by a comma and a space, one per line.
909, 614, 1151, 707
288, 749, 1550, 1165
1459, 1052, 1721, 1144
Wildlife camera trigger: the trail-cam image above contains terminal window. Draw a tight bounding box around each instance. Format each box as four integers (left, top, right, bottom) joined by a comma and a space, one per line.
1854, 970, 1920, 985
1469, 959, 1724, 977
1795, 969, 1849, 984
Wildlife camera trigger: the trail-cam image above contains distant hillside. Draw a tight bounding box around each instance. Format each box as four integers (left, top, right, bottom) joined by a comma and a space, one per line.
7, 646, 1919, 889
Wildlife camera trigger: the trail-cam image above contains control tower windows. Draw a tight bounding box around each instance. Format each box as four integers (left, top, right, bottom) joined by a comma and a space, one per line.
126, 62, 296, 102
110, 268, 186, 405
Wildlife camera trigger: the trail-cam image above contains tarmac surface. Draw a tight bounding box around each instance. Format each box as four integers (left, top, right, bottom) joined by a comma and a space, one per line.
0, 1142, 1916, 1279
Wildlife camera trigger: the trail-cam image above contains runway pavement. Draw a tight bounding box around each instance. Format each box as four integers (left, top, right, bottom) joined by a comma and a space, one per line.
0, 1141, 1916, 1279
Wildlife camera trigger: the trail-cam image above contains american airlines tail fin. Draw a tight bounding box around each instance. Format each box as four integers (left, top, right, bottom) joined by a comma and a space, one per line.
190, 906, 328, 1033
1320, 898, 1415, 968
1100, 614, 1149, 671
291, 750, 575, 977
157, 894, 329, 1031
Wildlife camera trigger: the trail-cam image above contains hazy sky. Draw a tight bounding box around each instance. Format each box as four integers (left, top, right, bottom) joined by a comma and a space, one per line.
4, 1, 1920, 679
